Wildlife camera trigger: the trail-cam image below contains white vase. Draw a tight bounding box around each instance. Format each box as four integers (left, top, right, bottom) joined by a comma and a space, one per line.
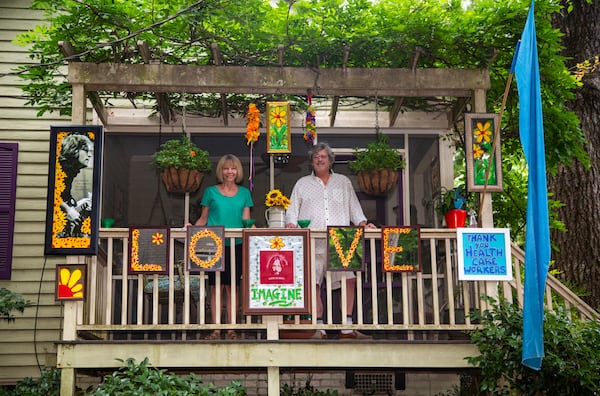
265, 206, 286, 228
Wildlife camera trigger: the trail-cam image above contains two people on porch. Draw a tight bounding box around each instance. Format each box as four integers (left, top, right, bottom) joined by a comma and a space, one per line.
286, 142, 375, 340
194, 154, 254, 340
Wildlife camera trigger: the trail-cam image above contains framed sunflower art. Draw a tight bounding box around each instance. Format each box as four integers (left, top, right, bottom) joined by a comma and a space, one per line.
44, 125, 103, 255
382, 226, 421, 272
327, 226, 365, 272
266, 101, 291, 153
242, 229, 311, 315
186, 226, 224, 273
55, 263, 87, 301
128, 226, 170, 274
464, 113, 503, 192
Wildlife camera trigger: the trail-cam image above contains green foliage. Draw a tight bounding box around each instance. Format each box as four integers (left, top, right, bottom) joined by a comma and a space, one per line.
280, 377, 339, 396
431, 186, 471, 218
89, 357, 246, 395
348, 134, 404, 172
152, 135, 211, 171
0, 288, 32, 322
467, 296, 600, 395
0, 368, 61, 396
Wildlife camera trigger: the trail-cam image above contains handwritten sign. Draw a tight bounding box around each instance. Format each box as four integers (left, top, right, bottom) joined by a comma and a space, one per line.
242, 229, 311, 315
457, 228, 512, 281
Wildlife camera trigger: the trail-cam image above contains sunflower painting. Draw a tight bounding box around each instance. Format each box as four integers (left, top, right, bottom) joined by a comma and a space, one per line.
55, 264, 87, 301
266, 101, 291, 153
464, 113, 503, 192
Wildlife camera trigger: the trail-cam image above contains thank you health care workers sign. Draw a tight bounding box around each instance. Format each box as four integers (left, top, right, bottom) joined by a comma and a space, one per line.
456, 228, 512, 281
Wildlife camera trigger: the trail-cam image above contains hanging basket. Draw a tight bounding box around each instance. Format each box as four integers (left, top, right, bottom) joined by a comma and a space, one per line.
161, 167, 204, 193
357, 169, 398, 196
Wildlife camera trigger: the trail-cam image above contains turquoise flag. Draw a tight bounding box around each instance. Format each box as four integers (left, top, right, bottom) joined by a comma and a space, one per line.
512, 1, 551, 371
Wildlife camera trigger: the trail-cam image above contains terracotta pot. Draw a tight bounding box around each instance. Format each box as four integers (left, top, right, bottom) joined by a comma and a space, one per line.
445, 209, 467, 228
357, 169, 398, 196
161, 167, 204, 193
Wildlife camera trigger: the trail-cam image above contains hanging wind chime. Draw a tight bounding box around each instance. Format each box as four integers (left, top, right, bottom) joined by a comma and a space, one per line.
304, 91, 317, 145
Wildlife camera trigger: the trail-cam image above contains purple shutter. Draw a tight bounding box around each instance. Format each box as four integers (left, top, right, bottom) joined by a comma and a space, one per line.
0, 143, 18, 280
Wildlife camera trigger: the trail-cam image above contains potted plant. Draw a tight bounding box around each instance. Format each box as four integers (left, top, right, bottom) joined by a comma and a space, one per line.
348, 133, 405, 196
433, 186, 470, 228
152, 135, 211, 193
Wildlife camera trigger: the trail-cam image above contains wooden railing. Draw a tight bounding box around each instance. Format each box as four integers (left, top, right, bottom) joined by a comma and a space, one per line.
72, 227, 596, 340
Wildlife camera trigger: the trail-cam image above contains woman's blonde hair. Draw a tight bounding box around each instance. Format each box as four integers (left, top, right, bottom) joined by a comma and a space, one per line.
215, 154, 243, 183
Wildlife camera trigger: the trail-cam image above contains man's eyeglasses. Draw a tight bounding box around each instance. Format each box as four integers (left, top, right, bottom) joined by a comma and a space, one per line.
312, 154, 329, 160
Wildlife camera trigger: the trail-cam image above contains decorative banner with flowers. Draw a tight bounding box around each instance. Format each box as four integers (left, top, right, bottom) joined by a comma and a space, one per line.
382, 226, 421, 272
304, 93, 316, 145
464, 113, 503, 192
44, 125, 103, 256
242, 229, 310, 315
186, 226, 224, 273
266, 101, 291, 153
128, 226, 170, 274
327, 226, 365, 271
245, 103, 261, 191
55, 264, 87, 301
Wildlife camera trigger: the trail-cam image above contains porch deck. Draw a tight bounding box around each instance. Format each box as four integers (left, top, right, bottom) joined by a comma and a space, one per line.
57, 228, 597, 395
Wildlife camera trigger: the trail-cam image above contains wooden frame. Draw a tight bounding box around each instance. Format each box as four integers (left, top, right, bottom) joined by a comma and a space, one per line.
382, 226, 422, 272
186, 226, 224, 273
55, 263, 87, 301
327, 226, 365, 272
266, 101, 292, 153
128, 226, 170, 274
456, 228, 512, 281
44, 125, 103, 255
242, 229, 311, 315
464, 113, 503, 192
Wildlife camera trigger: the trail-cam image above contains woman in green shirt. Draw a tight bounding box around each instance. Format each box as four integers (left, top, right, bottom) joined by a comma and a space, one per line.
194, 154, 253, 340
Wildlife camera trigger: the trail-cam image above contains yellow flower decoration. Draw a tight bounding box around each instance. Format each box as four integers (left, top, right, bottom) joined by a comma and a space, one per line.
473, 121, 492, 143
152, 232, 164, 245
245, 103, 261, 145
58, 267, 84, 298
269, 105, 287, 128
329, 228, 363, 268
265, 189, 291, 210
189, 229, 223, 269
473, 144, 484, 159
269, 236, 285, 250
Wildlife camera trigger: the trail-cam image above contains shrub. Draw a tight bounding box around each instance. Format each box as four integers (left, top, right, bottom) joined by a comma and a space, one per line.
466, 296, 600, 395
0, 287, 32, 322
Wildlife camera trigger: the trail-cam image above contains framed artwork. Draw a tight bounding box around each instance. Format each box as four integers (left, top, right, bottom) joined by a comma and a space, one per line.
456, 228, 512, 281
382, 226, 422, 272
128, 226, 170, 274
55, 263, 87, 301
242, 229, 311, 315
186, 226, 224, 273
464, 113, 503, 192
327, 226, 365, 271
44, 125, 103, 255
266, 101, 291, 153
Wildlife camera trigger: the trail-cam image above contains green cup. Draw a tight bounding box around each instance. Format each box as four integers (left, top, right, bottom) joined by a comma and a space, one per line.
297, 219, 311, 228
101, 218, 115, 228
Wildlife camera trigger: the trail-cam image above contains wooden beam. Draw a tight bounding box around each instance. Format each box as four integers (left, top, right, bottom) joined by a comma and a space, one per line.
58, 41, 108, 125
137, 40, 173, 124
68, 63, 490, 97
329, 46, 350, 127
389, 47, 422, 127
211, 43, 229, 126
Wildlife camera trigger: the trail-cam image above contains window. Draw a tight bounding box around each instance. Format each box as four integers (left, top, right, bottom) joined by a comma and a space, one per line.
0, 143, 18, 280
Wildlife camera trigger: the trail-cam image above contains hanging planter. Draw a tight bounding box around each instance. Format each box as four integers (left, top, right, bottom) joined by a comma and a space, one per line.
349, 134, 404, 196
356, 169, 399, 196
161, 167, 205, 194
152, 136, 211, 194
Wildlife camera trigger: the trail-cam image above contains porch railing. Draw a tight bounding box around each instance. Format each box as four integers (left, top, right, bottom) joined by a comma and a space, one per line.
71, 227, 596, 340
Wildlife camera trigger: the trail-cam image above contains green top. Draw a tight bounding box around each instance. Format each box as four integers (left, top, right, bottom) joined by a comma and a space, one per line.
200, 185, 253, 244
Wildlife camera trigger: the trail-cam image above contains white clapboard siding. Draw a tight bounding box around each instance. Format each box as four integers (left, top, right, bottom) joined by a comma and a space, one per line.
0, 0, 72, 384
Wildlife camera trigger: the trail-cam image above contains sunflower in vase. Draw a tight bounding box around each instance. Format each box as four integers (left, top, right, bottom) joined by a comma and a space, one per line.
265, 189, 291, 210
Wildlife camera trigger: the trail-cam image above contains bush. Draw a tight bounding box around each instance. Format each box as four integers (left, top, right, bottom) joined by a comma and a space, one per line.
0, 368, 61, 396
466, 296, 600, 395
0, 287, 32, 322
89, 357, 246, 395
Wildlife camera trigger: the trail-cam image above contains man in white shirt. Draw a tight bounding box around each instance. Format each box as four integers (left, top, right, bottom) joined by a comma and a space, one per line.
286, 142, 375, 339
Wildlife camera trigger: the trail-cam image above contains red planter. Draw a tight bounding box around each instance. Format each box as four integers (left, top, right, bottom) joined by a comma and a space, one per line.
445, 209, 467, 228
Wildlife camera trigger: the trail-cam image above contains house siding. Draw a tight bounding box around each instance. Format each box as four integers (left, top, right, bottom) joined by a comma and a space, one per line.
0, 0, 71, 384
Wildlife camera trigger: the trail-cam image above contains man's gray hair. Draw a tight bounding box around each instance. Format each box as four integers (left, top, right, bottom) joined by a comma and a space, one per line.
308, 142, 335, 163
